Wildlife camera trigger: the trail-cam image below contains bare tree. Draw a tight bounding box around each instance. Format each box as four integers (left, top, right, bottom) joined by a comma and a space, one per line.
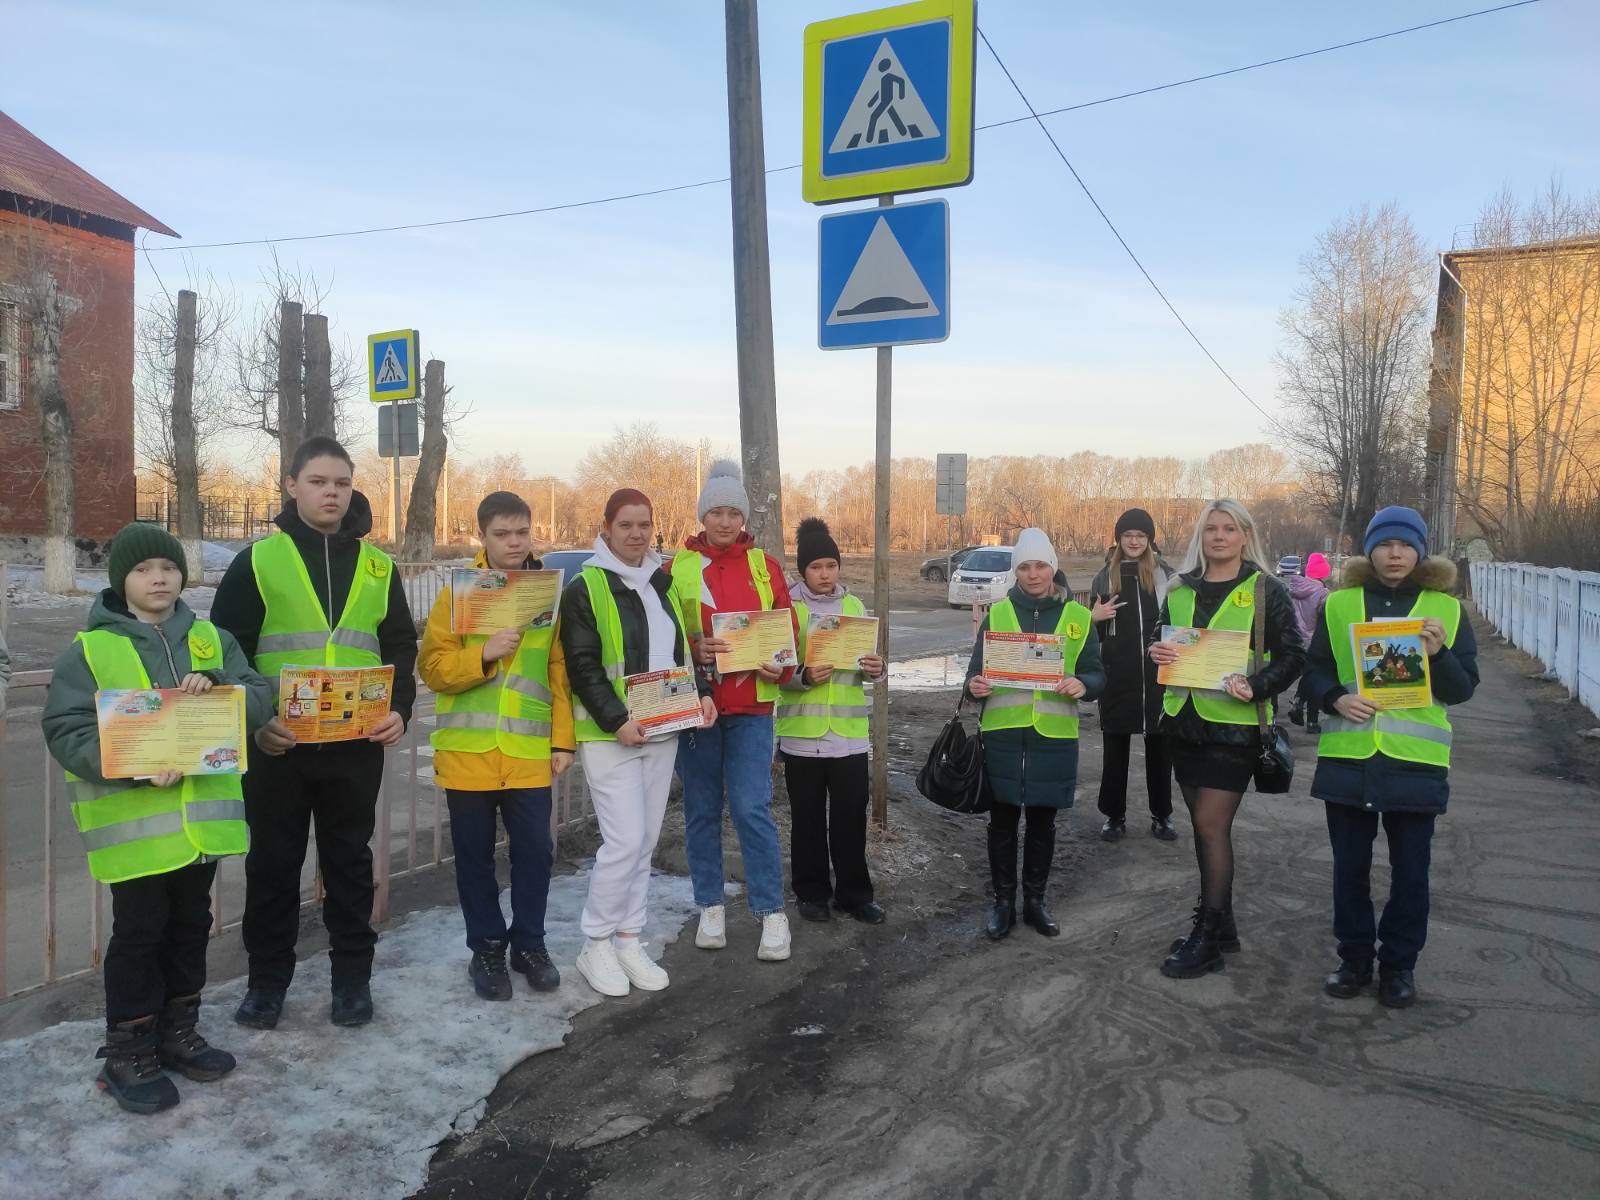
401, 360, 449, 561
24, 269, 78, 590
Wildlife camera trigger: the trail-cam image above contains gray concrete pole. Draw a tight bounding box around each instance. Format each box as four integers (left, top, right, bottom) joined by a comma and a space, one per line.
872, 195, 894, 829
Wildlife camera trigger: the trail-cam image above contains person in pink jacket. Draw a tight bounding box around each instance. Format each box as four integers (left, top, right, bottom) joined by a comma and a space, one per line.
1286, 554, 1332, 732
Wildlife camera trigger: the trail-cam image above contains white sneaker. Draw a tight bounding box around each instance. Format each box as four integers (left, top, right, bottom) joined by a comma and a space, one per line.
575, 938, 630, 997
696, 905, 727, 950
757, 911, 792, 962
612, 937, 669, 991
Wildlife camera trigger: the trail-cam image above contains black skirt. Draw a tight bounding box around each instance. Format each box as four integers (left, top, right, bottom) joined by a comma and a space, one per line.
1164, 738, 1257, 792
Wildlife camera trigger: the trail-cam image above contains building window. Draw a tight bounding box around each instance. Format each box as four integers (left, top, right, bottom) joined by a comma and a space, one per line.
0, 301, 19, 411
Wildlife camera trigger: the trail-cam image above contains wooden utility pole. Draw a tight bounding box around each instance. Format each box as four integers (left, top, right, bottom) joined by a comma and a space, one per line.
276, 300, 304, 498
302, 312, 335, 439
402, 359, 447, 561
723, 0, 784, 559
171, 289, 202, 570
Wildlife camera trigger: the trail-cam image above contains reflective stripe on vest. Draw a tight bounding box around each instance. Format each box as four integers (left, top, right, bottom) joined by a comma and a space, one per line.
67, 622, 249, 884
671, 547, 782, 704
1161, 576, 1262, 727
978, 598, 1091, 739
251, 531, 392, 689
1317, 587, 1460, 767
774, 595, 871, 739
432, 623, 557, 760
573, 565, 693, 742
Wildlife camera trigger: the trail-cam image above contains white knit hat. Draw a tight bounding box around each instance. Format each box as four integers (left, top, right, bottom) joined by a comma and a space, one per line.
1012, 527, 1058, 571
697, 458, 751, 521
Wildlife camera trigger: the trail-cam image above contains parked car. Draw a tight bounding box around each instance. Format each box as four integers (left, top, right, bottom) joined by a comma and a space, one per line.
920, 545, 981, 583
540, 549, 595, 588
1277, 554, 1304, 577
947, 547, 1015, 609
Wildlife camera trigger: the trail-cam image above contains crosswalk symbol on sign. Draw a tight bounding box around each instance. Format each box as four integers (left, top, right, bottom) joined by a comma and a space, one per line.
375, 344, 406, 385
828, 38, 940, 152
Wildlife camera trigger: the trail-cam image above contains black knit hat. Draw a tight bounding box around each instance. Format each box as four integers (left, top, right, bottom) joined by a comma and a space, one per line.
1114, 508, 1156, 541
795, 517, 841, 574
107, 522, 189, 596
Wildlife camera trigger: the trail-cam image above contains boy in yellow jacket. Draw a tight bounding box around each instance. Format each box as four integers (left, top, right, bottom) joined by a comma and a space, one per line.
420, 492, 574, 998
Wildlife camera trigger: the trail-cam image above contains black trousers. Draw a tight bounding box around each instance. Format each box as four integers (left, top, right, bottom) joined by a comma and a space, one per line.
1097, 731, 1174, 821
781, 751, 873, 908
105, 860, 218, 1024
242, 742, 385, 990
1325, 803, 1436, 971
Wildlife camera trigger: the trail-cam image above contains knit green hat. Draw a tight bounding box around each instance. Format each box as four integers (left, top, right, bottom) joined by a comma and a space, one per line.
107, 523, 189, 596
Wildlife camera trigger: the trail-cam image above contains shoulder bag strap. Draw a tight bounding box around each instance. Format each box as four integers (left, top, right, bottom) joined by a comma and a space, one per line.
1253, 574, 1272, 740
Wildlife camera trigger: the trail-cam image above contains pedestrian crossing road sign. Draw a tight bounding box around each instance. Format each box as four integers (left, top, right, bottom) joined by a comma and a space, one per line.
803, 0, 975, 204
367, 329, 420, 403
818, 198, 949, 349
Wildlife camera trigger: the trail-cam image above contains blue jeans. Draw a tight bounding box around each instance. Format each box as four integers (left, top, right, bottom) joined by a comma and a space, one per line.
1325, 802, 1435, 971
677, 714, 785, 914
446, 787, 553, 954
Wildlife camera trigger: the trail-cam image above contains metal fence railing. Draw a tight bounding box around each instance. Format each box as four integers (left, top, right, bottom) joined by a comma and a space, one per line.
1471, 561, 1600, 718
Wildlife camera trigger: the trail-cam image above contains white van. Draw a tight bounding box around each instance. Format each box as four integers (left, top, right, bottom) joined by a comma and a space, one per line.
947, 546, 1014, 609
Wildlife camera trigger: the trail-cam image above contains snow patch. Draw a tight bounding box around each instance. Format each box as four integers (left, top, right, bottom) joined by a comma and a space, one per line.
0, 870, 698, 1200
889, 653, 969, 691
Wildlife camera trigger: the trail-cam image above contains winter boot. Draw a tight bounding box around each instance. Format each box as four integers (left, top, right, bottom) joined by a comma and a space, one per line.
330, 981, 374, 1027
469, 941, 513, 1001
1324, 959, 1374, 999
984, 818, 1018, 941
96, 1016, 180, 1114
1160, 907, 1227, 979
510, 947, 562, 992
1020, 818, 1060, 937
157, 994, 236, 1082
233, 986, 285, 1030
1169, 898, 1240, 954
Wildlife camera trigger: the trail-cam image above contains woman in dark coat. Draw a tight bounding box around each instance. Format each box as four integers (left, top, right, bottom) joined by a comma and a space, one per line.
1088, 508, 1178, 842
965, 528, 1105, 942
1149, 499, 1305, 979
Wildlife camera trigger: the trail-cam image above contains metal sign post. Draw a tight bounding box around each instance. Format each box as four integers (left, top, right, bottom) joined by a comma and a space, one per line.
936, 451, 967, 584
368, 329, 420, 550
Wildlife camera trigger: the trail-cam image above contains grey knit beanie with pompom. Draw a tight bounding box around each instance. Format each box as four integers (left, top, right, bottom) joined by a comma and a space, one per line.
697, 458, 751, 521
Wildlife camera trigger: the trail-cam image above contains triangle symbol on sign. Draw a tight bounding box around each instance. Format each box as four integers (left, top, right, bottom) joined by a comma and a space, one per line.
827, 217, 938, 325
828, 37, 941, 153
376, 344, 406, 385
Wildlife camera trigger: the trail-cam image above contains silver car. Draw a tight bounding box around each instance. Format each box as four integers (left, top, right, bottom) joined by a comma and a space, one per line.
947, 547, 1014, 609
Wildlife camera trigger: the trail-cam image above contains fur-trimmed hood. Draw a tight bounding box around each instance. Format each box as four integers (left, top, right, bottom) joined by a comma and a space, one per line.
1341, 554, 1457, 592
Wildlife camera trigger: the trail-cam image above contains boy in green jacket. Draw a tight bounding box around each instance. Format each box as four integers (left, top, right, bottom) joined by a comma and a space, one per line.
43, 523, 273, 1115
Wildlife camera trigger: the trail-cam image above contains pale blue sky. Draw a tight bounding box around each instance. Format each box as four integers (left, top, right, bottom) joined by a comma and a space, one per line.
5, 0, 1595, 477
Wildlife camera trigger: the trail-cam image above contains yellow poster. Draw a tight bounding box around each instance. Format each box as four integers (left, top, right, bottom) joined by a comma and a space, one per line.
624, 666, 704, 736
1351, 619, 1433, 710
803, 613, 880, 670
711, 609, 798, 674
450, 568, 563, 635
95, 687, 248, 779
982, 632, 1066, 691
278, 665, 395, 743
1156, 626, 1251, 690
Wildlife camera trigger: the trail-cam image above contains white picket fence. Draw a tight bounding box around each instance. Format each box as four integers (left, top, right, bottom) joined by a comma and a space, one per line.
1471, 562, 1600, 718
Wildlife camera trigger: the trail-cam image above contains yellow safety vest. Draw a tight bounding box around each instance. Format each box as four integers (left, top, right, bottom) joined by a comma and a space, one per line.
66, 622, 249, 884
1162, 575, 1262, 726
979, 597, 1092, 740
432, 625, 555, 761
573, 564, 693, 743
250, 531, 392, 690
775, 595, 870, 739
1318, 587, 1460, 768
671, 546, 781, 704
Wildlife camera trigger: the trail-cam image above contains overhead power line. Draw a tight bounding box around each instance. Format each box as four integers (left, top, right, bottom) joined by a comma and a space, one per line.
148, 0, 1544, 253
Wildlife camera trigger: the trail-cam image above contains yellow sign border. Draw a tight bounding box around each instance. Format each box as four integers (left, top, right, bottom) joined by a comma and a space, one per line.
802, 0, 975, 204
367, 329, 420, 403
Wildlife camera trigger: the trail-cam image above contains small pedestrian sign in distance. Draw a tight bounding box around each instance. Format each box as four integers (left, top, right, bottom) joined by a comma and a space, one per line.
818, 198, 949, 349
367, 329, 420, 403
802, 0, 975, 204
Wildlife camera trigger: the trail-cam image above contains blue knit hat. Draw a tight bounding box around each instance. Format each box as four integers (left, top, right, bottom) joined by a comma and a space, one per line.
1363, 506, 1428, 559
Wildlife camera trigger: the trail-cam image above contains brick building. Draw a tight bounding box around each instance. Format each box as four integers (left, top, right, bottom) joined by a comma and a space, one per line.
0, 110, 176, 544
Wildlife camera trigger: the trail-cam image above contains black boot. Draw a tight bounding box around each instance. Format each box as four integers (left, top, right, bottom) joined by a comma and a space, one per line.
96, 1016, 180, 1114
469, 941, 513, 1001
984, 818, 1018, 941
1169, 897, 1240, 953
1161, 907, 1226, 979
1378, 969, 1417, 1008
233, 986, 285, 1030
510, 947, 562, 993
157, 994, 236, 1082
1324, 959, 1373, 999
1020, 817, 1060, 937
330, 981, 374, 1027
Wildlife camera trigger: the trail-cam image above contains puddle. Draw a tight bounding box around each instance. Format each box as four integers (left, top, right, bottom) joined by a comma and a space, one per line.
890, 654, 968, 691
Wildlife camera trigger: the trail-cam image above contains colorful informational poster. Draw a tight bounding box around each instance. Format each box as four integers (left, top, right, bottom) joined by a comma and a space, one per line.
624, 666, 705, 736
449, 568, 563, 635
278, 665, 395, 743
95, 686, 248, 779
711, 610, 798, 674
982, 631, 1066, 691
1351, 619, 1433, 710
803, 613, 880, 670
1156, 626, 1251, 690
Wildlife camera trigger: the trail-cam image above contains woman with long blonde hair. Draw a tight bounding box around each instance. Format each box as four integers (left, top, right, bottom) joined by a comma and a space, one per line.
1148, 498, 1305, 979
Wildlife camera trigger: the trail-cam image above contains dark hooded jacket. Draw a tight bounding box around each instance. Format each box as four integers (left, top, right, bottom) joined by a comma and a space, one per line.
1089, 553, 1176, 735
1301, 555, 1478, 814
210, 493, 418, 734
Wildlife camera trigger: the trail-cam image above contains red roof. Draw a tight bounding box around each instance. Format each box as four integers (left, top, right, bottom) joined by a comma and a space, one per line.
0, 110, 177, 238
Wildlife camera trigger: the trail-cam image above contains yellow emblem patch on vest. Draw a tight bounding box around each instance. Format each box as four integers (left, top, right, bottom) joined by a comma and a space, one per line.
1065, 622, 1083, 641
188, 630, 216, 660
1233, 590, 1253, 608
367, 556, 390, 579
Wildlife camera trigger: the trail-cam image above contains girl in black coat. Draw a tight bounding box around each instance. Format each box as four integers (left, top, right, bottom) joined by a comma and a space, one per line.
1088, 508, 1178, 842
1149, 499, 1305, 979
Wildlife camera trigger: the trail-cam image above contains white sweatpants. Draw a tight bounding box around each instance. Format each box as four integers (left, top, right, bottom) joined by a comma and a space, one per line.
578, 736, 678, 940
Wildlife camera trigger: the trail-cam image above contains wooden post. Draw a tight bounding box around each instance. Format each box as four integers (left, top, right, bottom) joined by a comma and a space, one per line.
27, 270, 77, 593
549, 478, 556, 543
401, 360, 447, 562
171, 289, 203, 573
276, 300, 303, 502
871, 197, 894, 830
302, 313, 335, 440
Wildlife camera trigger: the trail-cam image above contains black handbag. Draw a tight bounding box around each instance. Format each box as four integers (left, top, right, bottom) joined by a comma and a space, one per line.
917, 695, 992, 814
1250, 574, 1295, 794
